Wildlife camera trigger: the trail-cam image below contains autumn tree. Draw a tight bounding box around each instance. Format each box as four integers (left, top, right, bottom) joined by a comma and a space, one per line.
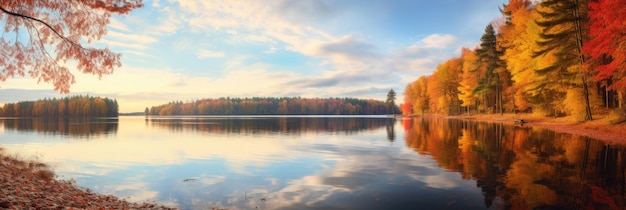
0, 95, 117, 117
0, 0, 143, 93
533, 0, 595, 120
443, 57, 464, 115
147, 97, 391, 116
582, 0, 626, 110
498, 0, 537, 113
474, 24, 510, 115
424, 57, 463, 115
386, 89, 397, 114
402, 0, 616, 120
403, 83, 416, 115
414, 76, 430, 115
458, 48, 481, 115
404, 76, 430, 115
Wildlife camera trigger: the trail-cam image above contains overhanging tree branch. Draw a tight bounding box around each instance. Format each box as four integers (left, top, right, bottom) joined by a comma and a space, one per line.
0, 0, 140, 93
0, 4, 80, 47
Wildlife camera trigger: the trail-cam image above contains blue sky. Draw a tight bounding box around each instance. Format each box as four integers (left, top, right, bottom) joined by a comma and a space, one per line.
0, 0, 507, 112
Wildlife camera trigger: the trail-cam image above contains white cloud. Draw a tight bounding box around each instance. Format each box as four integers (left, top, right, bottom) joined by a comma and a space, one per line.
108, 18, 130, 31
98, 39, 149, 50
421, 34, 458, 48
197, 50, 225, 58
264, 47, 280, 54
150, 6, 182, 35
168, 0, 333, 56
152, 0, 161, 7
106, 31, 158, 44
245, 34, 275, 44
404, 34, 458, 56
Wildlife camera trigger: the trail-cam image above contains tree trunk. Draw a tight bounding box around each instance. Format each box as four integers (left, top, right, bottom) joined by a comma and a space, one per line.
573, 0, 593, 120
582, 75, 593, 120
498, 85, 503, 115
618, 90, 624, 109
605, 83, 609, 109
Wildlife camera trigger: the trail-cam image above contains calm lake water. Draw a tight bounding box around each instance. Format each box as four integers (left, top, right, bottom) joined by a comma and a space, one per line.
0, 116, 624, 209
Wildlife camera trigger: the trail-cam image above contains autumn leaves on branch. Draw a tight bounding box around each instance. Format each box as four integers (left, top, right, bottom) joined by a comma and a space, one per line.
0, 0, 143, 93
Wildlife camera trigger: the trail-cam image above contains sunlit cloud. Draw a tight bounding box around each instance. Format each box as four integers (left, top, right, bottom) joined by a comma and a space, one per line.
106, 31, 158, 44
98, 39, 149, 50
245, 34, 275, 44
152, 0, 161, 8
108, 18, 130, 31
421, 34, 458, 48
150, 6, 183, 35
263, 47, 280, 54
197, 50, 226, 58
404, 34, 460, 57
314, 35, 381, 69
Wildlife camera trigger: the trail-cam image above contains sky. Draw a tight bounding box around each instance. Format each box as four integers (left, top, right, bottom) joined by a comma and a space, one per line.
0, 0, 507, 113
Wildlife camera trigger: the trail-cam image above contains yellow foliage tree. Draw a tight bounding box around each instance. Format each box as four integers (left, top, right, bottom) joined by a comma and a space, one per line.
458, 48, 481, 114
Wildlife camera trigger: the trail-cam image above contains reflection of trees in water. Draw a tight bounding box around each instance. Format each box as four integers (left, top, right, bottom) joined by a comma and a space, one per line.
147, 117, 394, 135
0, 118, 118, 137
403, 117, 626, 209
386, 119, 396, 142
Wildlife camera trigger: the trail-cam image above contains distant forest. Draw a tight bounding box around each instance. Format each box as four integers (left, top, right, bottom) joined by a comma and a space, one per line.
146, 97, 399, 115
0, 95, 118, 117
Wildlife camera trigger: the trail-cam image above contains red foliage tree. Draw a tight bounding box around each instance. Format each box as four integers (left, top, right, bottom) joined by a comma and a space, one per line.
0, 0, 143, 93
582, 0, 626, 89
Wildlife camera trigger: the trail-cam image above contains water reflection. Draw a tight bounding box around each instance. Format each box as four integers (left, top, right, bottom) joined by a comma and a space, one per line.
146, 116, 394, 136
0, 117, 118, 137
2, 116, 624, 209
403, 117, 626, 209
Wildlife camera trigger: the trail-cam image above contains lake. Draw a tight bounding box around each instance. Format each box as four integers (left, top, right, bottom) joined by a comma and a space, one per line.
0, 116, 624, 209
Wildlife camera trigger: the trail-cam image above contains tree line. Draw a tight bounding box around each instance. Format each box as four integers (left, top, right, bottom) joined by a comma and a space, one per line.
146, 97, 399, 116
0, 95, 118, 117
403, 0, 626, 121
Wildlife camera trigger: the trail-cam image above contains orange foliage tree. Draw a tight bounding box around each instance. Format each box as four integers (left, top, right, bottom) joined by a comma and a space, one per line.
0, 95, 118, 117
403, 76, 429, 115
0, 0, 143, 93
498, 0, 537, 113
147, 97, 394, 116
402, 0, 622, 119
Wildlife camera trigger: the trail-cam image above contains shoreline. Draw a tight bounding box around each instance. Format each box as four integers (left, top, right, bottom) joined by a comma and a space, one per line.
0, 148, 175, 209
404, 113, 626, 145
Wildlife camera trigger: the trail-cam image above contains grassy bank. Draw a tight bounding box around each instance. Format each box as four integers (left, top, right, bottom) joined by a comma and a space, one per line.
0, 148, 174, 209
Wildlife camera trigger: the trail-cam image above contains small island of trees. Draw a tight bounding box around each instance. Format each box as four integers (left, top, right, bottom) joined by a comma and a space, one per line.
146, 97, 399, 116
0, 95, 118, 117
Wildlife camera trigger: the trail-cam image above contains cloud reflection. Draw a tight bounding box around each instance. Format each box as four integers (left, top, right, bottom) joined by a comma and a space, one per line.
0, 117, 483, 209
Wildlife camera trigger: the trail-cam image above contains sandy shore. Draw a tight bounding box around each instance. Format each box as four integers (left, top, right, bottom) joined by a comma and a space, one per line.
0, 148, 175, 210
